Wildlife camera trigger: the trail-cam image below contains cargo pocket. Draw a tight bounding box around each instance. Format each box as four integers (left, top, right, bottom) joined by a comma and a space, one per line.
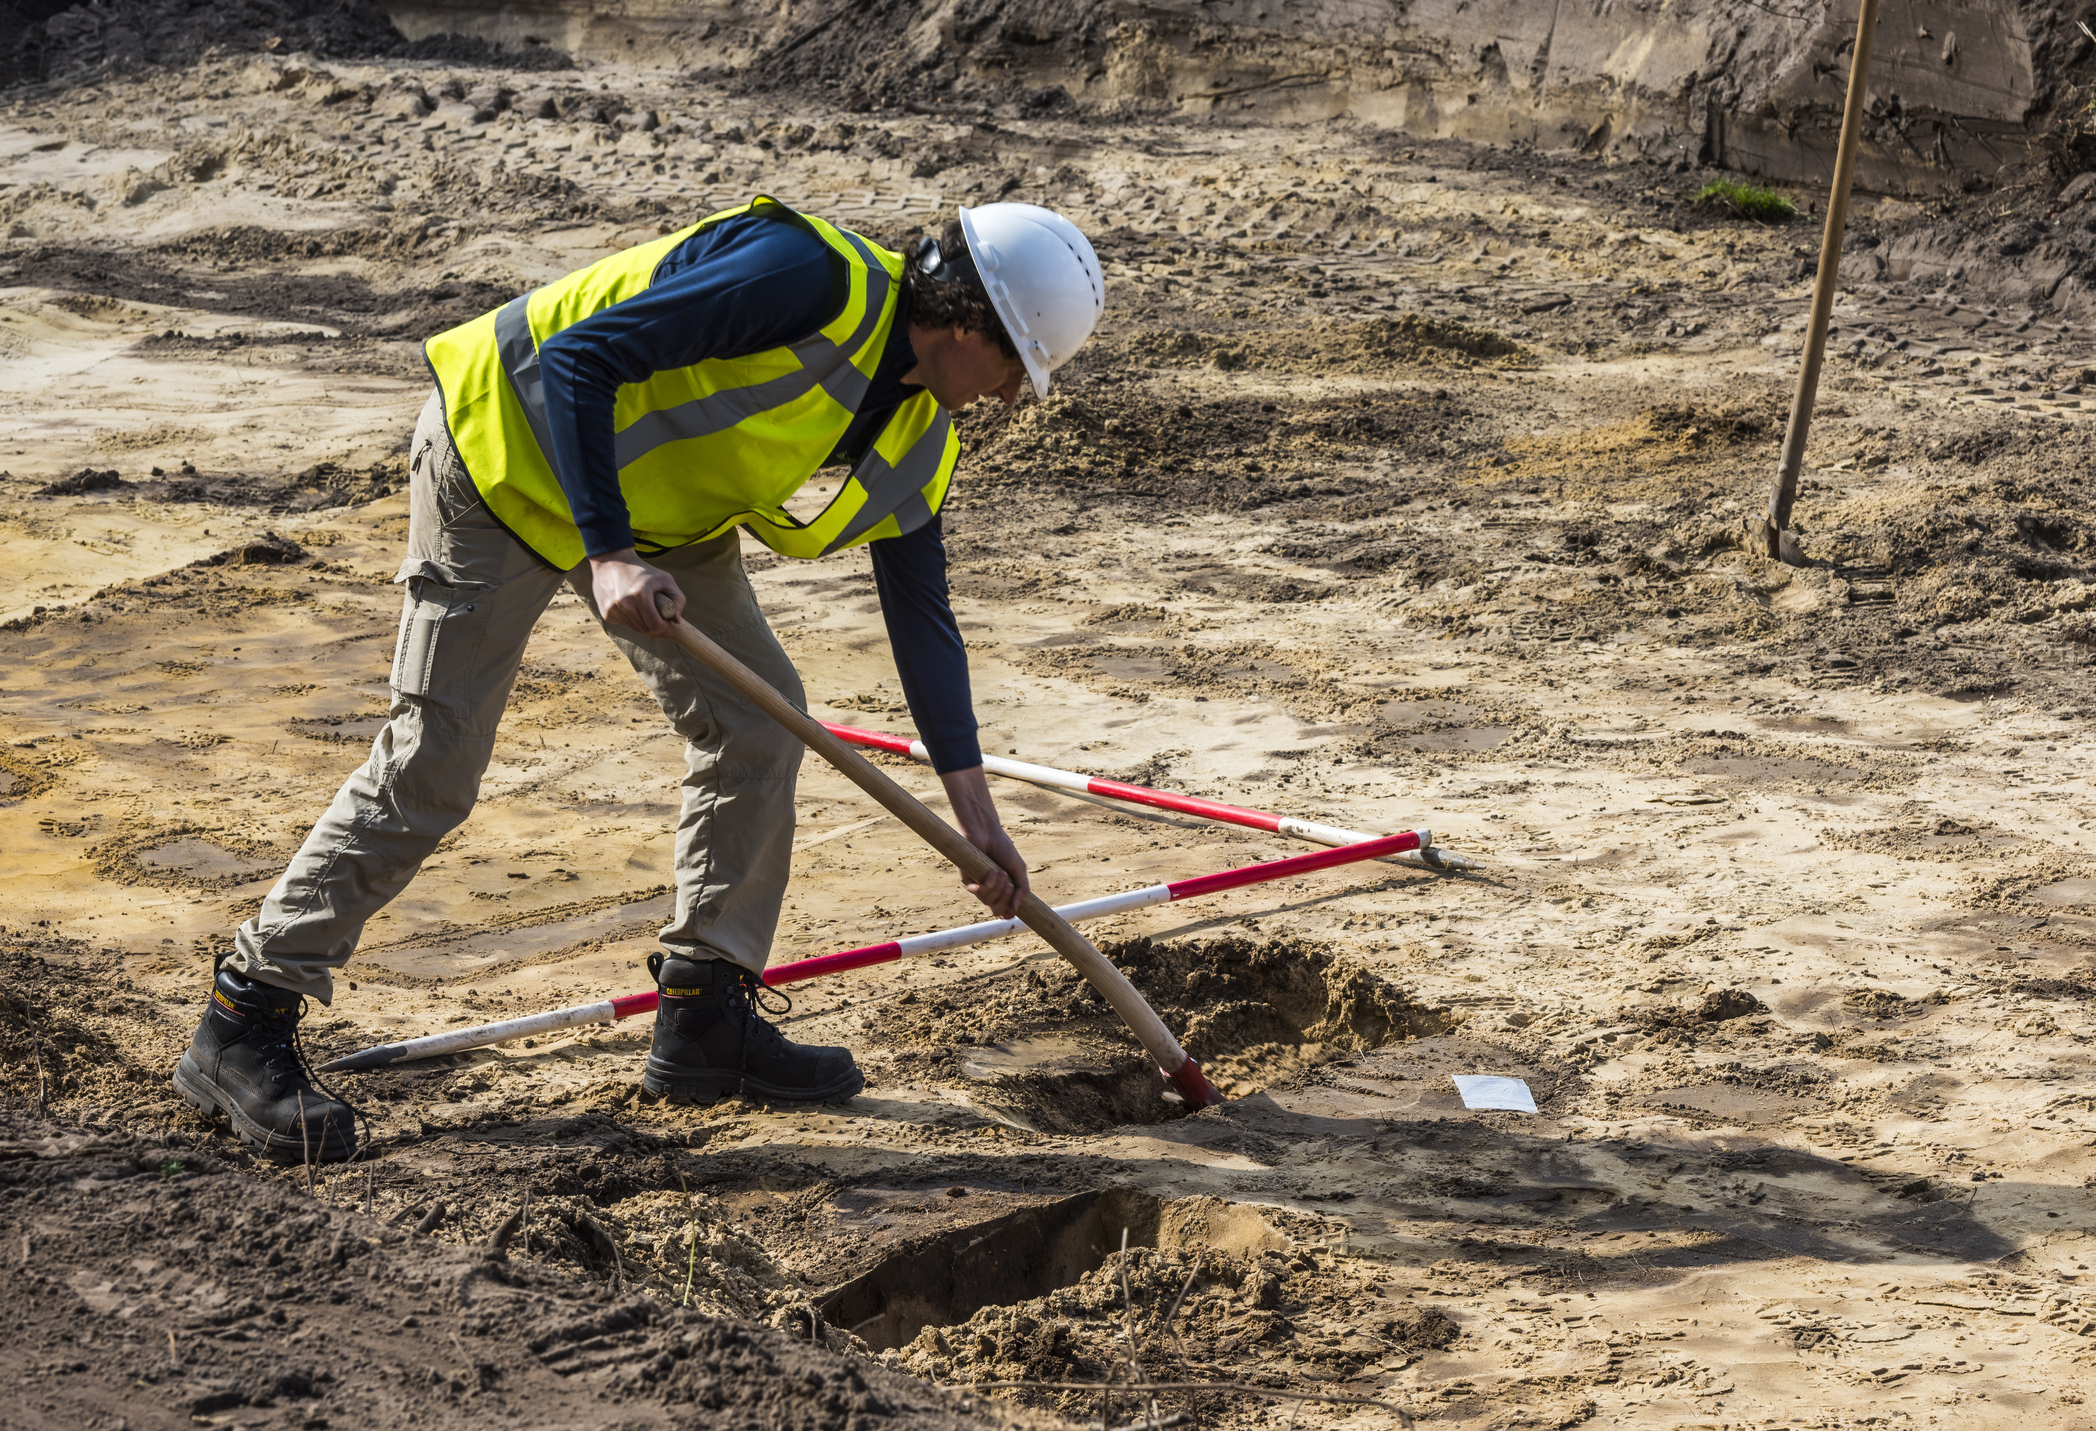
390, 577, 479, 697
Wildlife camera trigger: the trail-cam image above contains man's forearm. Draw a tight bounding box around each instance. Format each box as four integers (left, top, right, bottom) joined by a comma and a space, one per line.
869, 522, 984, 773
939, 763, 1029, 919
941, 765, 999, 840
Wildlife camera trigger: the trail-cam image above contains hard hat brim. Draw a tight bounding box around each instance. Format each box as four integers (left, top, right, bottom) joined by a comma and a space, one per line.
958, 204, 1054, 398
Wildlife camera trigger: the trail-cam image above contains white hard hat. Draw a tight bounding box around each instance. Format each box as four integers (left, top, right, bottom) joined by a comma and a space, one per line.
957, 202, 1104, 397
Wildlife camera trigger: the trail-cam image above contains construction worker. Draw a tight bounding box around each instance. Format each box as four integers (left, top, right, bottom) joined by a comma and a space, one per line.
173, 197, 1105, 1161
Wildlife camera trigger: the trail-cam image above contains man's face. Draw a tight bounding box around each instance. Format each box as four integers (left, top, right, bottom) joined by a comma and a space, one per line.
921, 325, 1031, 410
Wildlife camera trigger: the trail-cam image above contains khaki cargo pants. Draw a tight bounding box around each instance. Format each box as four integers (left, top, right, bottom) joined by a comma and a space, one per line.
226, 388, 805, 1002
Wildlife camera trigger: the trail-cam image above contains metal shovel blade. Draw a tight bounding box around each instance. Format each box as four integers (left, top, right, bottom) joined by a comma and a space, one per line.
1748, 515, 1809, 568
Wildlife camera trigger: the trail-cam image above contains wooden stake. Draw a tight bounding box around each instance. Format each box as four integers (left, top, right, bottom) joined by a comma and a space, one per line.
1761, 0, 1882, 566
650, 594, 1222, 1106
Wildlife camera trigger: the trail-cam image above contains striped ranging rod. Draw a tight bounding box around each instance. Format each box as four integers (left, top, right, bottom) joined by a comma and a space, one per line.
822, 723, 1473, 870
317, 828, 1427, 1073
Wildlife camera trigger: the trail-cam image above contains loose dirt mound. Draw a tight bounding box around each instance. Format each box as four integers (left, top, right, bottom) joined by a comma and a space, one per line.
0, 942, 209, 1120
0, 1116, 1011, 1431
190, 531, 308, 567
36, 466, 125, 495
1485, 400, 1780, 501
0, 940, 1027, 1428
1125, 313, 1531, 374
5, 0, 568, 90
17, 243, 529, 338
20, 454, 399, 512
959, 387, 1491, 523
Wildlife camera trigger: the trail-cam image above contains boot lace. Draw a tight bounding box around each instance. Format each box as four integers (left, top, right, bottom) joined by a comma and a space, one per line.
245, 1001, 314, 1082
239, 996, 368, 1161
729, 969, 795, 1021
724, 969, 794, 1071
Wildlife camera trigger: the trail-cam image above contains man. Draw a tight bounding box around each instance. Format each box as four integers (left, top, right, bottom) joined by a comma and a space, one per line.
172, 197, 1106, 1160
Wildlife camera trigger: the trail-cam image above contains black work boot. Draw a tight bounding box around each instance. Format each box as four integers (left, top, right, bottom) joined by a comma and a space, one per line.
173, 965, 358, 1163
643, 954, 863, 1103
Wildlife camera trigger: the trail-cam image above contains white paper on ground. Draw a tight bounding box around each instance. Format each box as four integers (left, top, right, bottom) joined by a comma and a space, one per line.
1451, 1075, 1537, 1113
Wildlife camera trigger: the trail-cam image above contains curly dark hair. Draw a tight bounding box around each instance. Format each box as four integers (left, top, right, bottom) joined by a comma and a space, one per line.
902, 221, 1019, 359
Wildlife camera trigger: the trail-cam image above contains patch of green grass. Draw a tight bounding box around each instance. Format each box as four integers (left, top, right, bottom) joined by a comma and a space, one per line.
1692, 178, 1797, 222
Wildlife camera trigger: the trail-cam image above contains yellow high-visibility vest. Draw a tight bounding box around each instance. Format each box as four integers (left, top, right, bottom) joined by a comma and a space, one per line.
423, 196, 958, 569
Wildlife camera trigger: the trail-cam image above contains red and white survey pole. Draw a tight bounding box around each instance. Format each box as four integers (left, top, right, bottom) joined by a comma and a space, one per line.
765, 826, 1425, 984
823, 723, 1472, 870
316, 828, 1428, 1073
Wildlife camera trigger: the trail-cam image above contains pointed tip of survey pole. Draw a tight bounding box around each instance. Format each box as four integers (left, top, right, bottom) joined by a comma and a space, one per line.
315, 1044, 404, 1074
1166, 1056, 1226, 1108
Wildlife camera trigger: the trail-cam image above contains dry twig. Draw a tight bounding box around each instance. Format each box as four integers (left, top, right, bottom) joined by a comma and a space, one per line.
1106, 1230, 1169, 1430
1118, 1230, 1142, 1364
1157, 1253, 1202, 1369
677, 1171, 699, 1306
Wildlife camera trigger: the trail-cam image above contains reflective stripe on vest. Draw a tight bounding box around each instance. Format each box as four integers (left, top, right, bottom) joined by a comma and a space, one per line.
425, 197, 958, 569
822, 402, 953, 553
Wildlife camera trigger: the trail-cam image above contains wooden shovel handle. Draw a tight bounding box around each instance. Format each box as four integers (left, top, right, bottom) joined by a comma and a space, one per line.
1765, 0, 1880, 558
651, 594, 1222, 1105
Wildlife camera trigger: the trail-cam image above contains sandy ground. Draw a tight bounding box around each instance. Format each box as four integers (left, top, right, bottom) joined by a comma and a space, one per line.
4, 44, 2096, 1431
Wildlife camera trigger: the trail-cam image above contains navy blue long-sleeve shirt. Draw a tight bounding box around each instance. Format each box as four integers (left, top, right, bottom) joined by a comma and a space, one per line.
534, 209, 982, 772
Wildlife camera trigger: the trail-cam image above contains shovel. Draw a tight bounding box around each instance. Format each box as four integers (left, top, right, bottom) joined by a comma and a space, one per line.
648, 593, 1224, 1107
1757, 0, 1881, 567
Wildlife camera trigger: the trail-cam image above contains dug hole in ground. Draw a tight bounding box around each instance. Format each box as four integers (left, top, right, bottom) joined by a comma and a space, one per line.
5, 0, 2096, 1426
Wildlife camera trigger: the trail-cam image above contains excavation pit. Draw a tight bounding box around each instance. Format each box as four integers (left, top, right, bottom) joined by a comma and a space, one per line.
819, 1190, 1294, 1353
894, 935, 1456, 1134
820, 1188, 1164, 1351
859, 1193, 1452, 1424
